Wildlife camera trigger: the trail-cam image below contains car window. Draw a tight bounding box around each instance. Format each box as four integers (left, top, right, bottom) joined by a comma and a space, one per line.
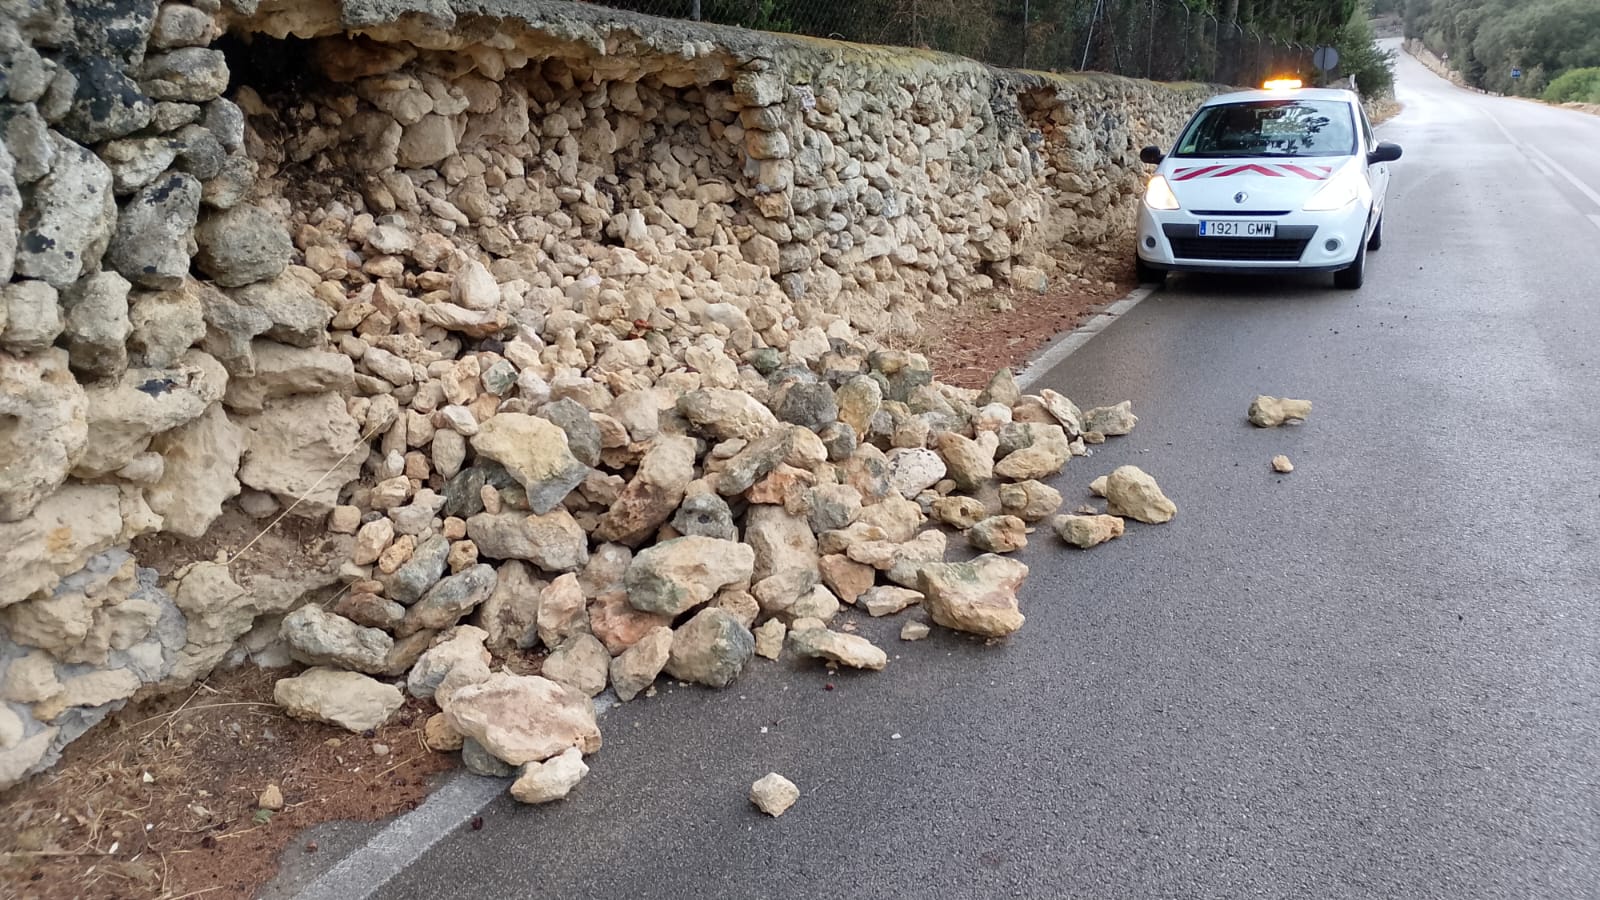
1173, 100, 1357, 158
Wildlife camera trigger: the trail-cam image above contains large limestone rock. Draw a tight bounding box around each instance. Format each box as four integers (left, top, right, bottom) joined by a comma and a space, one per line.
236, 393, 365, 517
193, 203, 291, 287
886, 447, 947, 498
624, 537, 756, 617
144, 403, 244, 538
1103, 465, 1177, 524
677, 388, 779, 440
0, 349, 88, 522
745, 505, 819, 583
60, 270, 133, 379
399, 564, 497, 636
470, 414, 588, 515
541, 633, 610, 697
919, 555, 1030, 637
405, 625, 492, 700
105, 171, 202, 289
610, 625, 672, 702
163, 561, 251, 687
467, 510, 589, 572
223, 342, 355, 413
1051, 513, 1126, 548
993, 424, 1071, 481
281, 605, 394, 674
934, 431, 997, 492
1081, 401, 1137, 436
594, 434, 695, 545
473, 560, 542, 651
13, 134, 116, 287
0, 280, 62, 353
787, 627, 888, 670
274, 668, 403, 733
231, 273, 333, 348
0, 484, 132, 608
73, 351, 226, 478
440, 672, 601, 766
664, 607, 754, 689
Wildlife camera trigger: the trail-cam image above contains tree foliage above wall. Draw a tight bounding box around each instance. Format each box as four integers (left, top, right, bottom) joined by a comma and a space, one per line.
1406, 0, 1600, 96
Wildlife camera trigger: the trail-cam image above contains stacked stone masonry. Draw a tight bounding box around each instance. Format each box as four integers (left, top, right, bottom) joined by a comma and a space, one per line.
0, 0, 1212, 789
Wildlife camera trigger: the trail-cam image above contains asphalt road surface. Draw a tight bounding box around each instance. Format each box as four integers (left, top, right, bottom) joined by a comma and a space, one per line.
358, 47, 1600, 900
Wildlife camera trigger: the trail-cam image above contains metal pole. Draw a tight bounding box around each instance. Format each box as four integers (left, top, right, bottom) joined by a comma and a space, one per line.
691, 0, 701, 22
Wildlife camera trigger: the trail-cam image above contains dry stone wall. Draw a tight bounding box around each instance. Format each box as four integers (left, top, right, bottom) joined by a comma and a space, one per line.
0, 0, 1215, 790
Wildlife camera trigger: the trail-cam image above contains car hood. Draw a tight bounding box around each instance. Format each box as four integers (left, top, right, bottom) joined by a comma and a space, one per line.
1161, 157, 1357, 212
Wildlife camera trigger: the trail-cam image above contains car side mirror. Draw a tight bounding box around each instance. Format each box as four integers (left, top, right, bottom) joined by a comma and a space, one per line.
1368, 142, 1402, 164
1139, 145, 1164, 165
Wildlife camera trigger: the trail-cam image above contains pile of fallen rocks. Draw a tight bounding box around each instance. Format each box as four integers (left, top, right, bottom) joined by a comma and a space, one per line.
265, 304, 1178, 802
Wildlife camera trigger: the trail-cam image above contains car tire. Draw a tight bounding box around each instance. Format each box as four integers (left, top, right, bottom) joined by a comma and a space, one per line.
1135, 256, 1166, 285
1366, 215, 1383, 251
1334, 240, 1366, 290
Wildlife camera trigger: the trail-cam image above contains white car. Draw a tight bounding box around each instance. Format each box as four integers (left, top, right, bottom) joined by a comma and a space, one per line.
1134, 82, 1402, 289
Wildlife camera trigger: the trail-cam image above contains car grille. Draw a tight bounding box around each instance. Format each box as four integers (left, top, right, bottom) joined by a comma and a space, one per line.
1188, 210, 1292, 216
1163, 224, 1315, 263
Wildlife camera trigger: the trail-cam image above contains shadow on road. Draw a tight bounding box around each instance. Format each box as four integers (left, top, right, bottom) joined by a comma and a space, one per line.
1159, 271, 1348, 298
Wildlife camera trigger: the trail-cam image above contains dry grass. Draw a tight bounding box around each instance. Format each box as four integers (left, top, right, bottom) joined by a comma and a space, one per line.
0, 668, 451, 900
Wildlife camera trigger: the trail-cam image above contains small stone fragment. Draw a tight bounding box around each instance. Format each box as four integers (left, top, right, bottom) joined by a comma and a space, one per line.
900, 620, 931, 641
750, 772, 799, 817
259, 784, 284, 811
753, 619, 787, 659
1272, 455, 1294, 473
510, 746, 589, 804
860, 585, 922, 617
1248, 396, 1312, 427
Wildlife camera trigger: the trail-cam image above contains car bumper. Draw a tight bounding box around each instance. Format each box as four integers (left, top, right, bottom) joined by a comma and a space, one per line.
1135, 202, 1370, 272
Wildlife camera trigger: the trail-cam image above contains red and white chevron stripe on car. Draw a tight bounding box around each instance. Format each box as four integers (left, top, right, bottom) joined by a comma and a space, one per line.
1172, 163, 1334, 181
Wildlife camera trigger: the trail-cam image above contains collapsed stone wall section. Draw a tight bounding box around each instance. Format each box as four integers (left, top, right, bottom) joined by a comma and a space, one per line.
0, 0, 1216, 790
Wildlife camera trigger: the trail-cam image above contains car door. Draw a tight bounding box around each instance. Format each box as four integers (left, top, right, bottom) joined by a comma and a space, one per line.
1359, 102, 1390, 223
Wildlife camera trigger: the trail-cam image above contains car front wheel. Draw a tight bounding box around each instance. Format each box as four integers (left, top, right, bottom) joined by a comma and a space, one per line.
1135, 255, 1166, 285
1334, 239, 1366, 290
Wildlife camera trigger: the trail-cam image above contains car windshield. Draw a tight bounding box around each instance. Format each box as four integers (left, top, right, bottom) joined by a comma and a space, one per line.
1173, 99, 1355, 158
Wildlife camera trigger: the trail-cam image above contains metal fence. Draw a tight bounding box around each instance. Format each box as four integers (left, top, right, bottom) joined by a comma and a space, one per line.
582, 0, 1315, 86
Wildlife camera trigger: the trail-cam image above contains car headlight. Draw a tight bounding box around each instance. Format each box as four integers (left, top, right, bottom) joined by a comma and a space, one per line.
1144, 175, 1180, 211
1302, 167, 1369, 211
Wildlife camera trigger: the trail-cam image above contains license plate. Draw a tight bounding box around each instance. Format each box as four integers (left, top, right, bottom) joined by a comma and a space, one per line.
1199, 220, 1276, 238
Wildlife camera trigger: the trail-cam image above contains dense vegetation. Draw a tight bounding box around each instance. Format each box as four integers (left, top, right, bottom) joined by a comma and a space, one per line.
1404, 0, 1600, 97
605, 0, 1397, 94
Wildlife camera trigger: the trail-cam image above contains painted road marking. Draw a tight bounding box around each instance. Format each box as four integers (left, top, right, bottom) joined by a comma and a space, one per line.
1482, 106, 1600, 212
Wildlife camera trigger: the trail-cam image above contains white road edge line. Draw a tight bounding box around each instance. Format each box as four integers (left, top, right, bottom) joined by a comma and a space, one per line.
1015, 285, 1158, 391
290, 694, 621, 900
1482, 105, 1600, 211
290, 772, 505, 900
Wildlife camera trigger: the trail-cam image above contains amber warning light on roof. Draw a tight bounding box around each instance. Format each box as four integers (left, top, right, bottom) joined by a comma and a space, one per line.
1262, 78, 1303, 90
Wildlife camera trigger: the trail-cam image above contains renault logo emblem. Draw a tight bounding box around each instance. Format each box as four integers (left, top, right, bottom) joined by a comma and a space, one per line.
1234, 191, 1249, 204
